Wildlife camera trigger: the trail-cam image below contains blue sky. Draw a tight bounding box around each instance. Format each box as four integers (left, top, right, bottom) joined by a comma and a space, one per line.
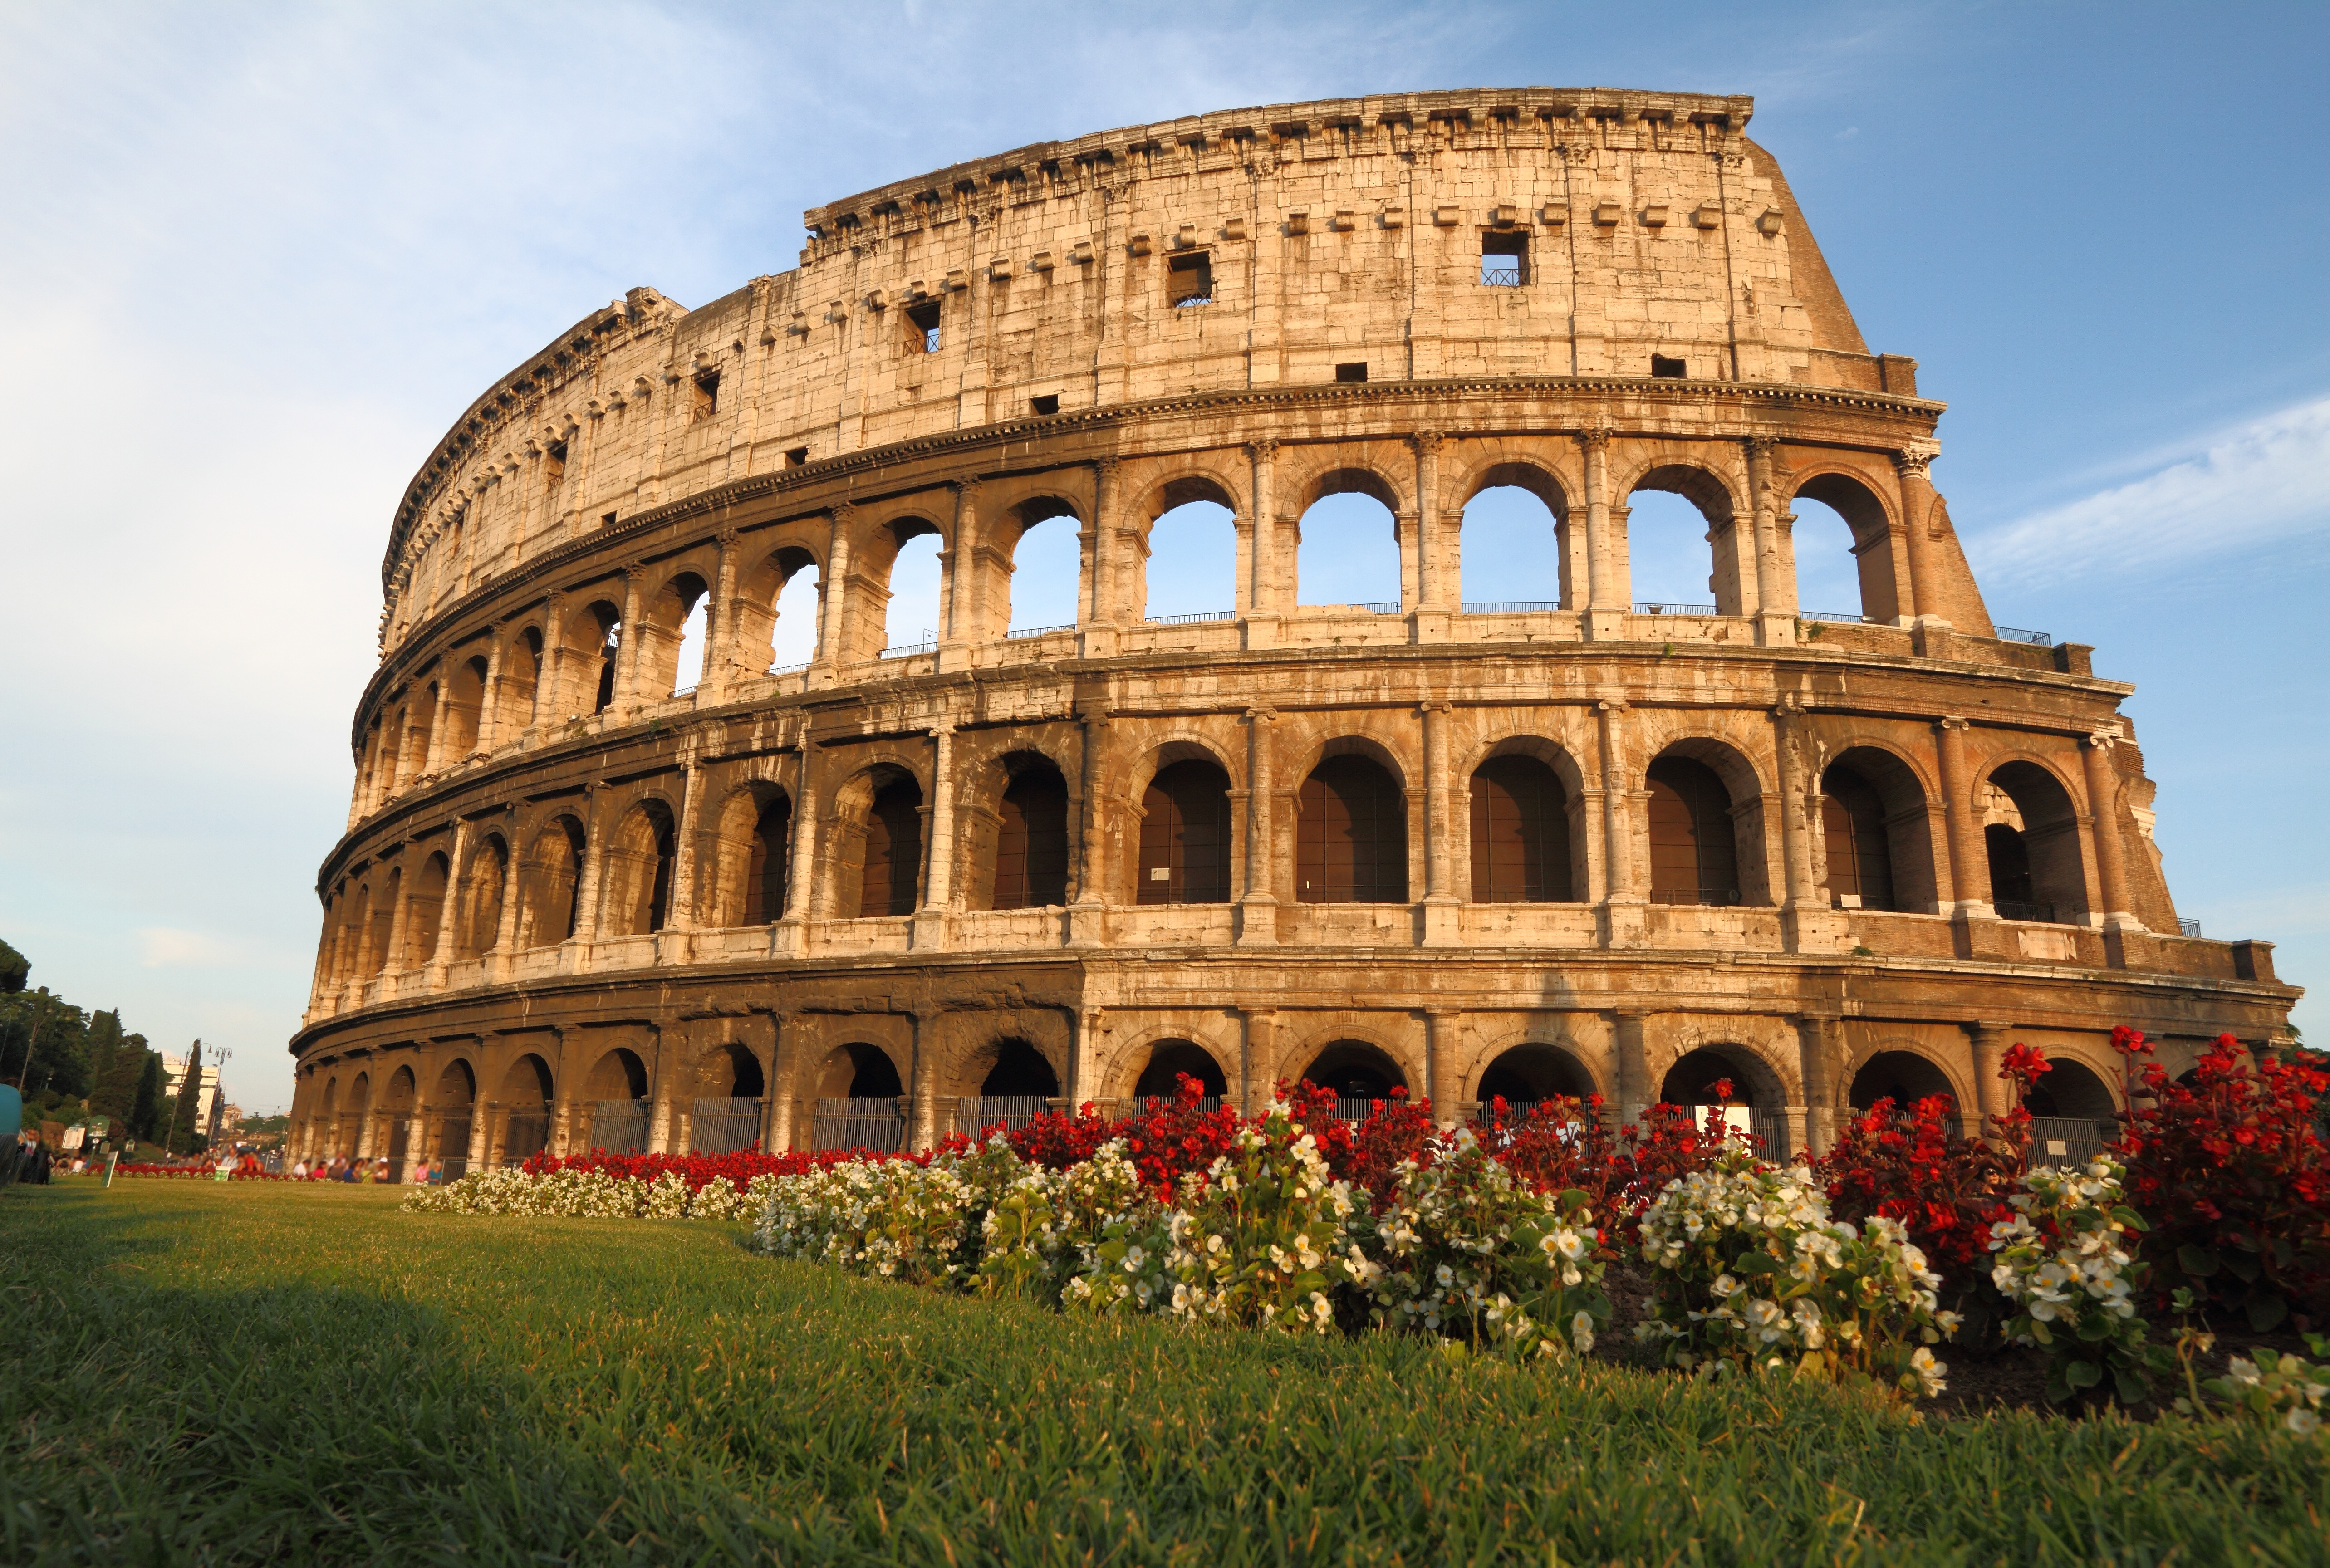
2, 1, 2323, 1113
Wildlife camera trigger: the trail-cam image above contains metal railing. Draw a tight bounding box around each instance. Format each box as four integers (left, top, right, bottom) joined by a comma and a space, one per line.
1348, 601, 1400, 614
812, 1097, 905, 1154
1798, 608, 1870, 625
590, 1099, 651, 1155
766, 660, 812, 676
1995, 900, 2058, 924
503, 1111, 550, 1164
2178, 917, 2203, 937
1480, 260, 1524, 287
1172, 292, 1215, 308
2027, 1116, 2112, 1170
1145, 609, 1236, 625
1006, 623, 1075, 639
1632, 600, 1718, 616
951, 1096, 1054, 1139
1461, 600, 1562, 613
1993, 625, 2053, 647
879, 638, 935, 659
690, 1097, 763, 1155
437, 1114, 472, 1180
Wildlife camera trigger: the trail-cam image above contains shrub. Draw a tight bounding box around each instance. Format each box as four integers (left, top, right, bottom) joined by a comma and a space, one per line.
976, 1140, 1146, 1303
2115, 1029, 2330, 1331
1480, 1097, 1731, 1222
1987, 1155, 2166, 1406
2180, 1343, 2330, 1437
1635, 1151, 1954, 1399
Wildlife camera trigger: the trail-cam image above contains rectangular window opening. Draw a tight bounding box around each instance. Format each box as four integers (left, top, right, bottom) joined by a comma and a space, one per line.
544, 439, 568, 487
601, 510, 618, 527
1480, 231, 1528, 287
906, 300, 942, 353
692, 368, 720, 420
1334, 362, 1369, 383
1650, 353, 1687, 378
785, 446, 809, 467
1029, 393, 1060, 416
1167, 251, 1213, 307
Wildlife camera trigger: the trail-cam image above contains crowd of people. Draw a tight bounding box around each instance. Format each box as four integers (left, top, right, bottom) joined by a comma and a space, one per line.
288, 1154, 450, 1184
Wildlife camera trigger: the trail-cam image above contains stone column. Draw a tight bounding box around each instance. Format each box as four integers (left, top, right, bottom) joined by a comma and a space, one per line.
613, 564, 647, 707
1243, 441, 1280, 644
647, 1025, 677, 1155
908, 1013, 938, 1153
420, 673, 449, 776
765, 1013, 795, 1153
1967, 1020, 2013, 1127
938, 480, 978, 664
915, 723, 956, 950
1410, 430, 1452, 616
2081, 734, 2142, 931
1068, 1008, 1106, 1106
1419, 700, 1460, 944
466, 1103, 491, 1171
778, 729, 820, 951
478, 626, 509, 753
1893, 451, 1946, 625
568, 787, 609, 953
491, 832, 523, 965
538, 594, 571, 723
1081, 458, 1121, 657
703, 529, 740, 703
382, 852, 415, 975
1240, 1008, 1277, 1114
667, 758, 702, 943
1613, 1010, 1652, 1126
1933, 718, 1989, 914
1424, 1008, 1460, 1125
1580, 430, 1624, 637
1772, 701, 1836, 954
428, 821, 471, 977
1594, 699, 1644, 946
815, 505, 854, 679
1795, 1014, 1839, 1156
1745, 438, 1795, 647
1236, 706, 1279, 945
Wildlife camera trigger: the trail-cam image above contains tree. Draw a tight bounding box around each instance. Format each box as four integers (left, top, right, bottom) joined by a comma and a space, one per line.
0, 937, 26, 994
93, 1029, 153, 1122
1, 989, 90, 1099
129, 1053, 164, 1141
166, 1039, 206, 1156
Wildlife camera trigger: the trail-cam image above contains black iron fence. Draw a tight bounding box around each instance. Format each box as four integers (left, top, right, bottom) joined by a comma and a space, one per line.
503, 1110, 550, 1164
813, 1097, 906, 1153
437, 1114, 472, 1181
951, 1096, 1054, 1140
590, 1099, 651, 1155
690, 1098, 763, 1155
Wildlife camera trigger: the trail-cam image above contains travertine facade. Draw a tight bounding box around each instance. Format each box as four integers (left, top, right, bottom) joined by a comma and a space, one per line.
288, 88, 2299, 1174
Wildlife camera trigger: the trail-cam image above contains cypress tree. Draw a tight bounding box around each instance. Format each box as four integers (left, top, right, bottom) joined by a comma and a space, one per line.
167, 1039, 205, 1155
129, 1052, 164, 1141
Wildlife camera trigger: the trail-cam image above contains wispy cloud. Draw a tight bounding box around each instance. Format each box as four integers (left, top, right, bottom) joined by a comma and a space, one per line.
137, 928, 292, 971
1972, 397, 2330, 586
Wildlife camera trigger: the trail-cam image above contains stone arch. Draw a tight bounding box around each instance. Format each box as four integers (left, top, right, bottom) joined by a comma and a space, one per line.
456, 833, 510, 958
1293, 737, 1411, 905
368, 866, 402, 975
1658, 1042, 1786, 1111
1126, 741, 1236, 906
435, 1056, 476, 1107
811, 1040, 905, 1101
1127, 1037, 1231, 1101
336, 881, 371, 984
2025, 1055, 2118, 1120
502, 623, 545, 728
1790, 468, 1903, 624
516, 814, 586, 948
568, 597, 623, 716
584, 1045, 650, 1102
1454, 458, 1573, 610
342, 1070, 373, 1156
1296, 1038, 1410, 1102
845, 512, 946, 662
1645, 736, 1773, 907
1294, 465, 1405, 611
1846, 1047, 1965, 1115
996, 494, 1086, 634
600, 796, 679, 937
633, 566, 713, 699
1132, 471, 1242, 623
495, 1051, 554, 1164
440, 652, 491, 757
1619, 460, 1747, 616
1464, 738, 1582, 904
826, 760, 925, 919
1472, 1042, 1598, 1105
708, 780, 793, 928
402, 851, 451, 968
731, 540, 824, 676
964, 750, 1072, 911
959, 1035, 1064, 1098
1983, 757, 2089, 923
700, 1040, 766, 1099
1818, 745, 1939, 914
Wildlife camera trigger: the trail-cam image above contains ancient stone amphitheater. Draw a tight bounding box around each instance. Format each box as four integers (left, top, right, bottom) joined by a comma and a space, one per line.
289, 88, 2298, 1176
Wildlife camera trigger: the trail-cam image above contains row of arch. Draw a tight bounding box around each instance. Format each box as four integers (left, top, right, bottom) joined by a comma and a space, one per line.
318, 720, 2099, 991
355, 436, 1948, 820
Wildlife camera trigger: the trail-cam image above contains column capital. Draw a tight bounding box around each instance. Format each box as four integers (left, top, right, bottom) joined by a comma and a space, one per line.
619, 558, 647, 583
1744, 435, 1780, 460
927, 721, 956, 740
1245, 704, 1279, 724
1579, 426, 1611, 454
828, 500, 857, 522
715, 526, 740, 547
1892, 447, 1938, 478
2083, 729, 2119, 751
1418, 699, 1453, 715
1595, 696, 1629, 715
1408, 429, 1445, 455
1092, 456, 1121, 478
947, 476, 981, 499
1244, 438, 1279, 462
1934, 715, 1972, 732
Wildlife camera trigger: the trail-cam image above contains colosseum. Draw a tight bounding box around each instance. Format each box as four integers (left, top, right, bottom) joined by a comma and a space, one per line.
289, 87, 2300, 1175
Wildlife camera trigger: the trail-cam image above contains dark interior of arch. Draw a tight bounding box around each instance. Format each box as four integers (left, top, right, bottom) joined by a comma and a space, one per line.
1138, 760, 1231, 905
979, 1038, 1060, 1098
1476, 1044, 1594, 1104
1985, 761, 2085, 924
719, 1043, 765, 1099
1301, 1040, 1407, 1101
992, 764, 1069, 909
1847, 1050, 1956, 1113
842, 1043, 903, 1100
1647, 755, 1740, 906
1133, 1039, 1228, 1100
861, 776, 924, 917
588, 1047, 649, 1102
1821, 761, 1897, 912
746, 794, 791, 924
2024, 1057, 2116, 1121
1470, 754, 1573, 902
1297, 755, 1407, 903
1659, 1046, 1778, 1109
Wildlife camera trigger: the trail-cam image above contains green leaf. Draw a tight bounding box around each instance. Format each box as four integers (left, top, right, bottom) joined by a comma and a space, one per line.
2114, 1206, 2150, 1232
2245, 1291, 2288, 1333
2065, 1358, 2101, 1390
2111, 1362, 2150, 1407
2221, 1250, 2261, 1284
2176, 1244, 2220, 1279
1734, 1253, 1778, 1275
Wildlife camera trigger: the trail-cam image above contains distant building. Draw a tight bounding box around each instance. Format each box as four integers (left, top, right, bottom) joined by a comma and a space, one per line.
161, 1053, 221, 1140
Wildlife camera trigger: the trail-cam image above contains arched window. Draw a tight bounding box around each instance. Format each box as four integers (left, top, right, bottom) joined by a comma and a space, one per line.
369, 867, 400, 975
459, 838, 508, 957
1820, 763, 1898, 911
745, 796, 791, 924
1137, 759, 1232, 904
1142, 495, 1237, 622
442, 656, 488, 756
1625, 467, 1738, 614
1132, 1039, 1228, 1101
1847, 1050, 1957, 1113
1300, 1040, 1407, 1104
859, 777, 924, 917
811, 1043, 906, 1152
1007, 515, 1082, 635
520, 818, 585, 947
403, 852, 450, 968
510, 627, 543, 725
881, 530, 943, 656
991, 766, 1069, 909
1658, 1045, 1786, 1157
1297, 755, 1407, 903
770, 559, 820, 668
1297, 477, 1402, 611
1476, 1044, 1596, 1107
1647, 756, 1740, 906
606, 801, 677, 936
979, 1039, 1061, 1098
1983, 762, 2086, 924
1986, 823, 2036, 911
1469, 755, 1572, 902
1792, 475, 1901, 625
1459, 470, 1567, 610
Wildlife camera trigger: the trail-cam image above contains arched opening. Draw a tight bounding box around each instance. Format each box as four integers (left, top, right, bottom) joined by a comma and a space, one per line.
519, 817, 585, 948
691, 1042, 766, 1155
368, 867, 401, 975
1007, 512, 1082, 634
769, 560, 821, 668
662, 574, 711, 697
745, 794, 791, 924
343, 1072, 371, 1160
434, 1058, 476, 1178
1983, 761, 2087, 924
497, 1054, 553, 1164
1300, 1039, 1409, 1115
442, 655, 489, 756
880, 526, 943, 657
989, 760, 1070, 909
730, 544, 822, 674
400, 684, 438, 783
979, 1038, 1061, 1097
853, 774, 924, 918
1820, 763, 1898, 912
318, 1077, 343, 1157
1792, 475, 1900, 625
604, 800, 677, 936
1296, 754, 1407, 903
580, 600, 623, 714
2024, 1057, 2115, 1121
1624, 467, 1736, 614
458, 837, 509, 958
1459, 469, 1568, 610
1469, 755, 1574, 902
1475, 1044, 1596, 1108
507, 628, 543, 727
383, 1066, 417, 1179
1847, 1050, 1958, 1113
402, 852, 450, 968
1141, 488, 1237, 622
811, 1042, 906, 1152
343, 883, 373, 980
1658, 1044, 1786, 1157
1137, 758, 1232, 904
1297, 475, 1402, 611
1647, 755, 1741, 906
1131, 1039, 1228, 1102
585, 1045, 652, 1154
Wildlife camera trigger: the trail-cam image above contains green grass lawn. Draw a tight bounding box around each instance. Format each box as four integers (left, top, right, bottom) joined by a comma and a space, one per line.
3, 1181, 2324, 1567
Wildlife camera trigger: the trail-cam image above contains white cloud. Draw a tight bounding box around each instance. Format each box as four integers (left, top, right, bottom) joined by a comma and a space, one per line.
1972, 397, 2330, 586
138, 928, 281, 970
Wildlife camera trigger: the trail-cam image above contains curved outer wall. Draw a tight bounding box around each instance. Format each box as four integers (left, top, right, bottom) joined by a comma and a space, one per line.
292, 88, 2298, 1171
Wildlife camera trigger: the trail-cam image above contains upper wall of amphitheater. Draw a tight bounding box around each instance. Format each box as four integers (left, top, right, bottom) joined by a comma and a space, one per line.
378, 88, 1923, 655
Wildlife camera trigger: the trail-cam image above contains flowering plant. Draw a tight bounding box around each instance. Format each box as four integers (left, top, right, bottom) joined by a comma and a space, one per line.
1987, 1156, 2166, 1405
1815, 1093, 2022, 1311
402, 1164, 789, 1220
1635, 1151, 1954, 1399
2115, 1029, 2330, 1331
2180, 1343, 2330, 1438
1357, 1127, 1609, 1361
976, 1139, 1147, 1302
